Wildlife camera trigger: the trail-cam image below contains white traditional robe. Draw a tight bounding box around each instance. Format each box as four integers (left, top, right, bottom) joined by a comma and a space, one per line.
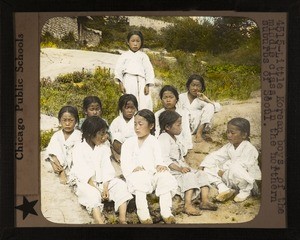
71, 140, 133, 213
200, 140, 261, 194
120, 135, 177, 196
45, 129, 82, 170
177, 92, 220, 133
158, 132, 210, 199
110, 114, 136, 144
114, 50, 155, 110
155, 108, 193, 153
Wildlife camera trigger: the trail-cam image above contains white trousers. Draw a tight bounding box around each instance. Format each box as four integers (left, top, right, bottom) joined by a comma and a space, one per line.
190, 103, 215, 133
127, 171, 177, 220
135, 191, 173, 220
204, 162, 254, 195
123, 74, 153, 111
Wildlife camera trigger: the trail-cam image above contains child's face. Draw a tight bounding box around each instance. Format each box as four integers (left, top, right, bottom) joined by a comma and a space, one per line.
134, 115, 153, 139
60, 112, 76, 133
161, 91, 177, 110
122, 101, 137, 121
128, 34, 142, 52
91, 129, 109, 147
226, 124, 247, 148
86, 102, 102, 117
166, 117, 182, 137
188, 79, 203, 97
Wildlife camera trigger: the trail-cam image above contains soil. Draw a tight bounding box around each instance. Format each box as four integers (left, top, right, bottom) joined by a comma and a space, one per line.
40, 48, 261, 225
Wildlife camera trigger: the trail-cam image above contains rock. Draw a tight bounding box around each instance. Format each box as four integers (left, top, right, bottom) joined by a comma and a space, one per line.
40, 114, 59, 131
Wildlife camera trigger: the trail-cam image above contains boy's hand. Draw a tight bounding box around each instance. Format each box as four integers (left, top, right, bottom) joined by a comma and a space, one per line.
197, 92, 209, 102
133, 166, 144, 172
218, 170, 225, 177
101, 189, 109, 201
119, 82, 126, 94
144, 85, 149, 95
156, 165, 167, 172
181, 167, 191, 173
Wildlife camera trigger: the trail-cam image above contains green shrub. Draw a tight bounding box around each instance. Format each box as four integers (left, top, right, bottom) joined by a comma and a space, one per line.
40, 129, 55, 150
40, 67, 121, 124
40, 41, 57, 48
41, 31, 82, 50
204, 64, 260, 100
56, 71, 93, 84
149, 50, 260, 101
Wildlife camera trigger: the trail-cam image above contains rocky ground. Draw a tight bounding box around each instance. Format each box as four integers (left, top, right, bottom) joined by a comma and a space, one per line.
40, 48, 261, 225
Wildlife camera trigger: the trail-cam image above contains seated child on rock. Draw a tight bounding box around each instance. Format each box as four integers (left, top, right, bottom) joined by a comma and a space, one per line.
71, 116, 133, 224
200, 117, 261, 202
45, 105, 81, 184
158, 110, 217, 215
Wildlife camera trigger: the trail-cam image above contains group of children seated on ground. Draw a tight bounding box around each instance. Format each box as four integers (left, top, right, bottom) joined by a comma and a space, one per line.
44, 74, 261, 224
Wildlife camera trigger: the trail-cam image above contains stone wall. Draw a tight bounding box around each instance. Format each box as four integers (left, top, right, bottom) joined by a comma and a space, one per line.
42, 17, 102, 47
42, 17, 79, 40
41, 16, 171, 47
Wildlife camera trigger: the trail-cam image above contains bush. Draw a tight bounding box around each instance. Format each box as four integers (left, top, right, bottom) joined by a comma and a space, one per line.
204, 64, 260, 100
56, 71, 93, 84
149, 50, 260, 101
40, 129, 55, 150
40, 67, 121, 124
40, 31, 83, 50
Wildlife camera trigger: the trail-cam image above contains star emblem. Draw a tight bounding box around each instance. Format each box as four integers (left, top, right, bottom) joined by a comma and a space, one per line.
15, 196, 38, 220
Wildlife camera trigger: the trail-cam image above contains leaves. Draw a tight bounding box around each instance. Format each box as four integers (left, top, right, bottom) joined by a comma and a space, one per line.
40, 67, 120, 123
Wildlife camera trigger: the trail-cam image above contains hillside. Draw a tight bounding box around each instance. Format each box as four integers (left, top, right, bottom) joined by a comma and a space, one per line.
40, 48, 261, 225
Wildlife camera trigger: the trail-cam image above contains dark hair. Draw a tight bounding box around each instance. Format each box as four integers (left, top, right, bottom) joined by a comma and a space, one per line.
159, 110, 181, 135
81, 116, 108, 142
186, 74, 206, 92
228, 117, 251, 141
58, 105, 79, 123
159, 85, 179, 101
82, 96, 102, 112
118, 94, 138, 112
127, 30, 144, 48
135, 109, 155, 135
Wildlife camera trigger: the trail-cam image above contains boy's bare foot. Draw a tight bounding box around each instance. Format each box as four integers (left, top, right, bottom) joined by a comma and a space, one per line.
59, 171, 67, 184
216, 189, 235, 202
194, 134, 212, 143
139, 218, 153, 224
199, 201, 218, 211
162, 215, 176, 224
94, 215, 106, 224
184, 205, 202, 216
119, 220, 128, 224
94, 218, 105, 224
194, 135, 204, 143
202, 134, 213, 142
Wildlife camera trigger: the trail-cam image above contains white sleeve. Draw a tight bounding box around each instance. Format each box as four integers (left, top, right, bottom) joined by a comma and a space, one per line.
120, 139, 137, 178
72, 144, 94, 183
200, 144, 230, 169
180, 110, 193, 151
153, 138, 167, 167
238, 145, 261, 180
45, 132, 64, 161
176, 93, 188, 111
142, 54, 155, 85
109, 117, 123, 144
114, 54, 126, 81
100, 146, 116, 183
158, 134, 173, 167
